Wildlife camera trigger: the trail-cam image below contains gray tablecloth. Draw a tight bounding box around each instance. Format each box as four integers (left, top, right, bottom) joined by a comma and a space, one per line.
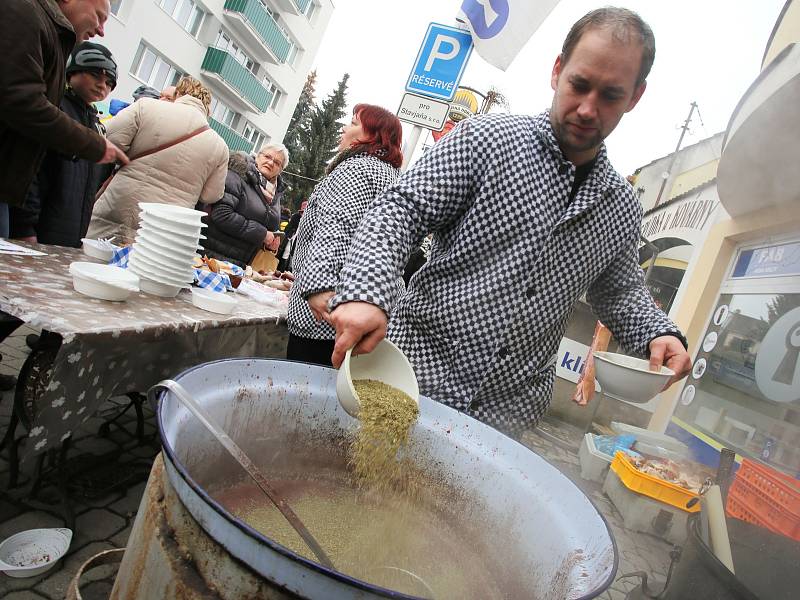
0, 243, 289, 460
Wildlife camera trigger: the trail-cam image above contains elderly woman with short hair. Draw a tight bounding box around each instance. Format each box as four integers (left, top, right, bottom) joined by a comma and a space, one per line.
201, 143, 289, 268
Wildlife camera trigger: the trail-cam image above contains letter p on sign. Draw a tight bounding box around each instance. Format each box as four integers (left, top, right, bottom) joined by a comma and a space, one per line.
425, 34, 460, 71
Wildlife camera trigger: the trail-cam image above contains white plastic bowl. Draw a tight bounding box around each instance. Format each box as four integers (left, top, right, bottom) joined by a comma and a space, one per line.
139, 218, 206, 241
335, 339, 419, 419
0, 528, 72, 578
140, 202, 207, 224
139, 213, 204, 236
136, 230, 203, 256
129, 252, 194, 283
191, 287, 237, 314
137, 275, 186, 298
81, 238, 119, 262
132, 241, 195, 272
69, 262, 139, 301
593, 351, 674, 403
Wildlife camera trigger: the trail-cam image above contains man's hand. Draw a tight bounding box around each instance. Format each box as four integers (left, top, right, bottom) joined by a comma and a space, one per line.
307, 291, 334, 323
98, 139, 130, 165
329, 301, 388, 368
267, 235, 280, 253
649, 335, 691, 388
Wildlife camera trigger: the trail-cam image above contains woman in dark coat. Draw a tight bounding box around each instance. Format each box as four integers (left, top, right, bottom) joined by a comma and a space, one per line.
202, 144, 288, 268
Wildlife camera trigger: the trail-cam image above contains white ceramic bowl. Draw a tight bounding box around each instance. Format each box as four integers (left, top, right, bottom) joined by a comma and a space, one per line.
139, 213, 204, 237
0, 528, 72, 578
69, 262, 139, 301
81, 238, 119, 262
335, 339, 419, 419
593, 351, 674, 403
191, 287, 237, 314
138, 274, 187, 298
140, 202, 207, 224
130, 252, 194, 283
136, 230, 203, 257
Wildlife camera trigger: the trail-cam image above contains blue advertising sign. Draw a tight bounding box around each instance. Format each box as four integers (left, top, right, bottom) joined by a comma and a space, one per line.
405, 23, 473, 101
732, 241, 800, 279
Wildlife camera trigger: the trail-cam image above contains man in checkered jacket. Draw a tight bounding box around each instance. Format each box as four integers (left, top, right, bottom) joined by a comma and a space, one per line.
328, 7, 692, 438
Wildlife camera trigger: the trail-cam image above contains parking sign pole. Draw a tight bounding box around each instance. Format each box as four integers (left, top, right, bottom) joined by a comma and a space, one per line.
401, 125, 424, 170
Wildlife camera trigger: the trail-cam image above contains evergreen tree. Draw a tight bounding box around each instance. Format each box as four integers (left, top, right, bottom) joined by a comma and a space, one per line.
284, 73, 349, 209
283, 70, 316, 172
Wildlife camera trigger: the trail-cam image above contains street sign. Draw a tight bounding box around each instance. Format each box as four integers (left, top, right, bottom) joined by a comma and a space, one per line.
397, 93, 449, 131
405, 23, 473, 101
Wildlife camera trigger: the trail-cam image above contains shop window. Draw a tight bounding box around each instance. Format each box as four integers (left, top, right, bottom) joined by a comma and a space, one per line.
673, 239, 800, 476
110, 0, 123, 15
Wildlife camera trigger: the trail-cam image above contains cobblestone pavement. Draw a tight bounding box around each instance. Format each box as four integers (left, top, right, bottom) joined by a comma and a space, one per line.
1, 325, 674, 599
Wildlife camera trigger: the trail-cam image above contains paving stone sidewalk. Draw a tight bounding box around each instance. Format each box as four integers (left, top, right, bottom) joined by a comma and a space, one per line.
1, 325, 674, 600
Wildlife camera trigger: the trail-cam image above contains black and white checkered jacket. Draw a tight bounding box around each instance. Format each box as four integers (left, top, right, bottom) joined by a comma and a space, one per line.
288, 152, 400, 339
331, 112, 685, 436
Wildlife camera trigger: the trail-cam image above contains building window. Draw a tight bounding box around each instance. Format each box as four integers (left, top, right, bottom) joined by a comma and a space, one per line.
215, 31, 257, 74
110, 0, 123, 15
270, 89, 283, 111
286, 42, 300, 67
243, 122, 266, 151
131, 42, 184, 91
304, 1, 317, 21
158, 0, 206, 37
210, 98, 237, 127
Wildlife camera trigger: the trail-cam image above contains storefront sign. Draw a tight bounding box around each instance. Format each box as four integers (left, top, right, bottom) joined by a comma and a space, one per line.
732, 240, 800, 278
641, 198, 718, 239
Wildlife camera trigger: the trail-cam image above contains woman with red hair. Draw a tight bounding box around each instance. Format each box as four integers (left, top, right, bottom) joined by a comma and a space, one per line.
287, 104, 403, 365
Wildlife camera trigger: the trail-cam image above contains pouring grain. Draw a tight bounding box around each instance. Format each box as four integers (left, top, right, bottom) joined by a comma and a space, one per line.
350, 379, 419, 492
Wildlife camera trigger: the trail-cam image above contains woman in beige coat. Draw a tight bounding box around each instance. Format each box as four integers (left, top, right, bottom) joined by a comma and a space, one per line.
87, 77, 229, 243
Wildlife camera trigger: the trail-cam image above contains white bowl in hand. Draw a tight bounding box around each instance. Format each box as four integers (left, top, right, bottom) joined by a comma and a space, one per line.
0, 528, 72, 578
593, 351, 674, 403
336, 339, 419, 418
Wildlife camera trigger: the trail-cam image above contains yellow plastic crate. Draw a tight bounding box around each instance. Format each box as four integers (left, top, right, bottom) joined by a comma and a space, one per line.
610, 451, 700, 513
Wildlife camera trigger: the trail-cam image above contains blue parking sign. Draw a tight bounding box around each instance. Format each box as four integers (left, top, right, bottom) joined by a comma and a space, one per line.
406, 23, 473, 101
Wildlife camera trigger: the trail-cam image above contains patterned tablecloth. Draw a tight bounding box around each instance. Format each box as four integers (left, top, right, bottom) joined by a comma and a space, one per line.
0, 243, 289, 461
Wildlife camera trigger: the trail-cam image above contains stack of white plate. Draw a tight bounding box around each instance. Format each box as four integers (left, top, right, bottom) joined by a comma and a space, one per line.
130, 203, 206, 297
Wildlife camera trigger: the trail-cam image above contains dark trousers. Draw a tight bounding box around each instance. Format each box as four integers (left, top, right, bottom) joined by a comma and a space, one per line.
286, 333, 335, 367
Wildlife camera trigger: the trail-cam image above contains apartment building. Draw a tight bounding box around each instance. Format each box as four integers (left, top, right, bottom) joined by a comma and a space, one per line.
103, 0, 334, 153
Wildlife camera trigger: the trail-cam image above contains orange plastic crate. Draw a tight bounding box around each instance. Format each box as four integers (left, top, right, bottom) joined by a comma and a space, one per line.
609, 451, 700, 513
726, 459, 800, 541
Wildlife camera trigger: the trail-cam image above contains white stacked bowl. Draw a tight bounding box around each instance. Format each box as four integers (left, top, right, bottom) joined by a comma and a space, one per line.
130, 203, 207, 297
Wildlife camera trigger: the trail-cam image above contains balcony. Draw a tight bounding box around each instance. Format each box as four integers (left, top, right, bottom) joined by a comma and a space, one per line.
201, 47, 273, 113
223, 0, 291, 64
274, 0, 305, 16
209, 118, 253, 153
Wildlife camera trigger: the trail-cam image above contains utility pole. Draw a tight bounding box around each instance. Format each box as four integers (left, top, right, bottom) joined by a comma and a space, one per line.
654, 101, 698, 207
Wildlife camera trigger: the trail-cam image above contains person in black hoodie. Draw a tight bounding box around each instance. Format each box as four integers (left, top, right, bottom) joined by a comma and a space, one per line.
202, 145, 288, 268
10, 41, 117, 246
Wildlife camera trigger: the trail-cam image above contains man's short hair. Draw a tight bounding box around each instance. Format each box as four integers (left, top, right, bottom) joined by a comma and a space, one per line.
561, 7, 655, 87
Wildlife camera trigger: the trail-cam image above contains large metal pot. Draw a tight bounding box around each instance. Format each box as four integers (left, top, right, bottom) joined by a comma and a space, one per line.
151, 358, 617, 599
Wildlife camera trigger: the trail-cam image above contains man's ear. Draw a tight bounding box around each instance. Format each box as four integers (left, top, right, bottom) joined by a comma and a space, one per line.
626, 81, 647, 113
551, 54, 563, 92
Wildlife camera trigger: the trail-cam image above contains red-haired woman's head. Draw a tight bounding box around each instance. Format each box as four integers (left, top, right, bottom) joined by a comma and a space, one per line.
338, 103, 403, 168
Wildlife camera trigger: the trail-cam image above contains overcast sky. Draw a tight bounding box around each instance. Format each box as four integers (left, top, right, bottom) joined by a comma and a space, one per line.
310, 0, 785, 175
